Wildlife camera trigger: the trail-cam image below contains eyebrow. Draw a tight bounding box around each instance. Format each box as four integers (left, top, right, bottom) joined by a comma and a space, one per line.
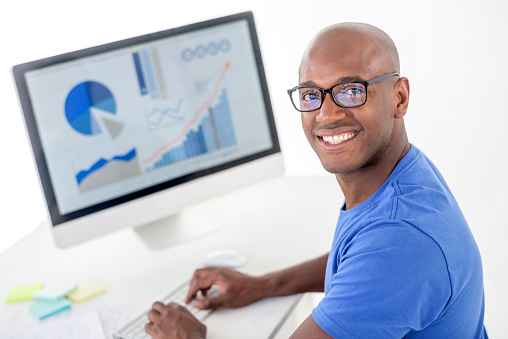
299, 76, 364, 87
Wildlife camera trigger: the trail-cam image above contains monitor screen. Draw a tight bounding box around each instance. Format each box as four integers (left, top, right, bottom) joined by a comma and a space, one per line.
13, 11, 283, 248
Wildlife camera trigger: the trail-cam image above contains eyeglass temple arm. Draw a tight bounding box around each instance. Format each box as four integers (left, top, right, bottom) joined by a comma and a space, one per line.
367, 72, 400, 85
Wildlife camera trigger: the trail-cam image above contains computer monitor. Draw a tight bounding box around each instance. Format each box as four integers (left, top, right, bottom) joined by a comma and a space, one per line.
12, 11, 283, 249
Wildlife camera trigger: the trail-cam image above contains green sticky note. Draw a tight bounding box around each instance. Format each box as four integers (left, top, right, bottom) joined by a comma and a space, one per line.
29, 298, 71, 320
5, 283, 44, 303
66, 282, 106, 302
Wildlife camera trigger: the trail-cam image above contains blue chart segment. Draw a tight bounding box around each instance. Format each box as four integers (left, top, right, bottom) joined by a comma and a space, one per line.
65, 81, 116, 135
132, 53, 148, 96
76, 148, 141, 192
148, 89, 236, 170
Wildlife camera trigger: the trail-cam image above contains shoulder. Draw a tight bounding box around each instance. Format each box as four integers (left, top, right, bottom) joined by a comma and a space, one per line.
317, 220, 452, 338
345, 219, 449, 275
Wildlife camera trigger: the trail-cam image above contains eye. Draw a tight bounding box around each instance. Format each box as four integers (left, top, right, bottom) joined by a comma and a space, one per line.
346, 87, 363, 95
302, 92, 317, 101
300, 90, 320, 102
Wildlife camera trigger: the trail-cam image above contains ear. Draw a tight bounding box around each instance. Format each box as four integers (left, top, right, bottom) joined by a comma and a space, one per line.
394, 77, 410, 119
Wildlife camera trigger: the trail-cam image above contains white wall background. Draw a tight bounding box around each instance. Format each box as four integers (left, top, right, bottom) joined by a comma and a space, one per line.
1, 0, 506, 336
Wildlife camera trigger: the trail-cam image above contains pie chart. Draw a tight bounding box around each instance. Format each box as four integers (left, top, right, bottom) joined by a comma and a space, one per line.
64, 81, 117, 136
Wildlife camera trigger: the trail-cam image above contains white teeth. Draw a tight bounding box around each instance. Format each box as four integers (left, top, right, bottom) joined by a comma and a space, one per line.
322, 133, 355, 145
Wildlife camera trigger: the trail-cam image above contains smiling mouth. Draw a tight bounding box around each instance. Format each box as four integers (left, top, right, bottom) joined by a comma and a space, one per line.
320, 132, 358, 145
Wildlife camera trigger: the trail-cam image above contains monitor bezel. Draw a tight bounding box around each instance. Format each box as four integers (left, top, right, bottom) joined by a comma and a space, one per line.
12, 11, 281, 228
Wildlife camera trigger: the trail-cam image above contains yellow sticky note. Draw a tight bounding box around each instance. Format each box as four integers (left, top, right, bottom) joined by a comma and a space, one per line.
6, 283, 44, 303
66, 282, 106, 303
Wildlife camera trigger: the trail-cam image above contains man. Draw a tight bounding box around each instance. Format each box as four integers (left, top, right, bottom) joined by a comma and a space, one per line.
145, 22, 487, 338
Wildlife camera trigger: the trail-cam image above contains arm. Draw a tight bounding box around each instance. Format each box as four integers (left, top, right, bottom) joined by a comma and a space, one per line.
289, 315, 333, 339
145, 254, 329, 338
261, 253, 328, 296
186, 253, 329, 309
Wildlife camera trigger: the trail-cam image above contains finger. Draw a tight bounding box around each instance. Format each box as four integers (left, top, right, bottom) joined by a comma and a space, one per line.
196, 293, 229, 309
147, 309, 161, 323
151, 301, 166, 313
145, 321, 155, 336
186, 272, 213, 303
187, 271, 207, 301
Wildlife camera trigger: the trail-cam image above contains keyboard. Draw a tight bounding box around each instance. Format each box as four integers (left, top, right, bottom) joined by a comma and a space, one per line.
113, 281, 220, 339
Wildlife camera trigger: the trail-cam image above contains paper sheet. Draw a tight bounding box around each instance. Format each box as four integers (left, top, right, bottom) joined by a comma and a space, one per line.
0, 301, 131, 339
0, 310, 104, 339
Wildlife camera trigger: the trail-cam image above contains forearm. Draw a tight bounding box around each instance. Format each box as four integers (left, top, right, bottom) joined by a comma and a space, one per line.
257, 253, 328, 298
187, 254, 328, 309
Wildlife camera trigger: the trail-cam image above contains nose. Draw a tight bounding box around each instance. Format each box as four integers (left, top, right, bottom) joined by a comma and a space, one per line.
316, 92, 347, 123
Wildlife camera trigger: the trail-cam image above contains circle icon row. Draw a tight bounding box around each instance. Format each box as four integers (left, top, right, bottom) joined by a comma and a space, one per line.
182, 40, 231, 62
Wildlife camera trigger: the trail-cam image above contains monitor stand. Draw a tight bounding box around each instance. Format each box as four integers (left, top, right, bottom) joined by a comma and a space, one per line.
133, 211, 218, 251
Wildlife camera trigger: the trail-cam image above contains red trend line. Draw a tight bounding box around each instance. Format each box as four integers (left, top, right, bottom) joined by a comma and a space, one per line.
143, 61, 231, 164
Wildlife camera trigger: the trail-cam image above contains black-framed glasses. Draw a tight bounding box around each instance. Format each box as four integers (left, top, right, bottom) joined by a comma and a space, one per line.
287, 72, 400, 112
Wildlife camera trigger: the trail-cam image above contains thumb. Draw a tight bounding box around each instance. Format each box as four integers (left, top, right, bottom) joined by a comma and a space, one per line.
197, 294, 229, 309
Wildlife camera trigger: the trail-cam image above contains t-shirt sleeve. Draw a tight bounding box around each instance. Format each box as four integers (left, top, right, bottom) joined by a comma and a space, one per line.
312, 221, 451, 339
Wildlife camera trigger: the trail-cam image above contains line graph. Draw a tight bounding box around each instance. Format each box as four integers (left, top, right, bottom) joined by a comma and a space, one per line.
143, 61, 231, 165
146, 98, 184, 129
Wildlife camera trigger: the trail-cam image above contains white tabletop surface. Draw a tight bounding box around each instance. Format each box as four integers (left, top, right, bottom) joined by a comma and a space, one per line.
0, 175, 342, 338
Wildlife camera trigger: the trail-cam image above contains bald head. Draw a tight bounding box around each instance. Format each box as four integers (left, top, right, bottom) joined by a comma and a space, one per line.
299, 23, 400, 81
297, 22, 411, 181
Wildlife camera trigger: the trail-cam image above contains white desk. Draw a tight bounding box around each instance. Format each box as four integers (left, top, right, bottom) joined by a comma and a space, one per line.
0, 176, 342, 338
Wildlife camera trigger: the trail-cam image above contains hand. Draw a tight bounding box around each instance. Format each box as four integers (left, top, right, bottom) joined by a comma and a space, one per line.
185, 267, 265, 309
145, 302, 206, 339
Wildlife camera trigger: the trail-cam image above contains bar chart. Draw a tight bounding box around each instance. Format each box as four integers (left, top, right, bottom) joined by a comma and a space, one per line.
132, 48, 167, 99
146, 88, 236, 171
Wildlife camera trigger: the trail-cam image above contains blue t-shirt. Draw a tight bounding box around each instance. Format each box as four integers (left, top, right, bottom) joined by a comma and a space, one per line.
312, 145, 487, 338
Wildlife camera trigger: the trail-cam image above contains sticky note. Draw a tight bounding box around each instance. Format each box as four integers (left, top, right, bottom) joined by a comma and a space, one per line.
32, 283, 77, 301
29, 298, 71, 320
66, 282, 106, 302
5, 283, 44, 303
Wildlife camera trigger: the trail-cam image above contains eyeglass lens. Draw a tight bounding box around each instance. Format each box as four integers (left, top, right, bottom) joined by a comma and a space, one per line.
291, 82, 367, 111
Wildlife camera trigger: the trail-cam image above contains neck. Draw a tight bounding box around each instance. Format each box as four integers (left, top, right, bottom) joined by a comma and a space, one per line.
336, 138, 410, 210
